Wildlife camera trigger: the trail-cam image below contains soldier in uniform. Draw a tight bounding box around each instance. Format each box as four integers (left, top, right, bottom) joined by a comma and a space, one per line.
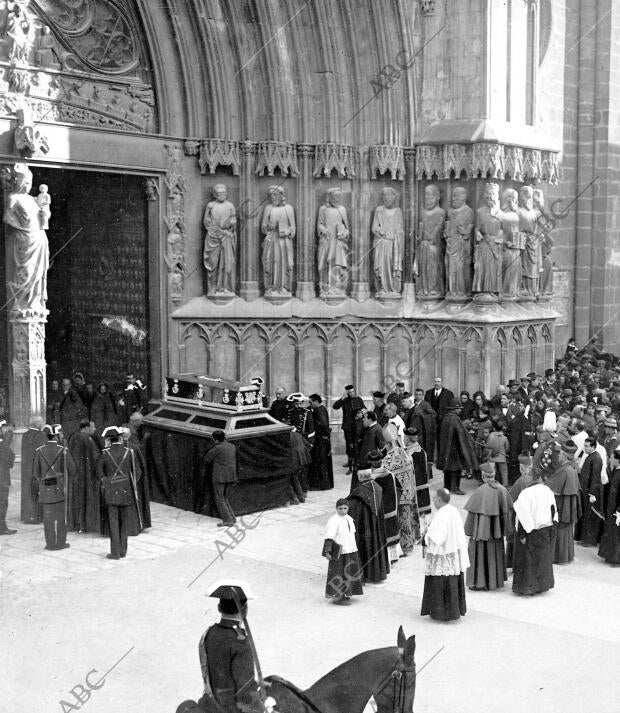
96, 426, 139, 559
32, 424, 76, 550
0, 420, 16, 536
198, 581, 261, 713
287, 393, 315, 497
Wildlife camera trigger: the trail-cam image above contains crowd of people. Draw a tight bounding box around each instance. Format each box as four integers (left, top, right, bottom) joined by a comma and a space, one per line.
264, 337, 620, 616
0, 371, 151, 561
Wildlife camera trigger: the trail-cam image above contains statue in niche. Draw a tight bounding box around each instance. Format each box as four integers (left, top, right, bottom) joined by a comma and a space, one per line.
317, 187, 349, 297
371, 187, 404, 295
261, 185, 296, 295
533, 188, 554, 296
500, 188, 522, 300
472, 183, 503, 295
2, 163, 50, 314
36, 184, 51, 229
444, 186, 474, 298
203, 184, 237, 295
415, 184, 445, 297
34, 25, 61, 69
517, 185, 542, 298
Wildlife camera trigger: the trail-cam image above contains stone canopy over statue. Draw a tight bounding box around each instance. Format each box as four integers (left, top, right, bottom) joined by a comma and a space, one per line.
203, 184, 237, 297
372, 187, 404, 297
317, 187, 349, 299
261, 185, 296, 297
3, 163, 50, 316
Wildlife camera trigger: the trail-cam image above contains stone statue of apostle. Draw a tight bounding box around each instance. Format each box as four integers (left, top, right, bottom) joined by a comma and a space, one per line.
203, 184, 237, 295
372, 187, 404, 296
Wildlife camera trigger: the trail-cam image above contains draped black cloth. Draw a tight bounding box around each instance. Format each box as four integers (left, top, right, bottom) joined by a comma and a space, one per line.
373, 470, 400, 547
308, 405, 333, 490
67, 431, 102, 533
512, 523, 555, 595
420, 574, 466, 621
437, 411, 478, 472
146, 428, 294, 516
598, 467, 620, 565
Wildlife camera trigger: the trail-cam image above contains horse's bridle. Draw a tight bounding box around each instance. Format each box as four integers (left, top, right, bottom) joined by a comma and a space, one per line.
371, 657, 416, 713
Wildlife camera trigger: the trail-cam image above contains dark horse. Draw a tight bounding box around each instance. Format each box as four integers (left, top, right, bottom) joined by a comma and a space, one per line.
177, 627, 416, 713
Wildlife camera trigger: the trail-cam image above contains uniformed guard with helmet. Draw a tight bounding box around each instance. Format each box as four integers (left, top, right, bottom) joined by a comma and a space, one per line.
198, 581, 264, 713
96, 426, 139, 559
32, 424, 76, 550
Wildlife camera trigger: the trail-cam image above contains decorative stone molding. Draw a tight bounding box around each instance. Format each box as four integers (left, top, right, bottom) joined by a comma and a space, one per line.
199, 139, 241, 175
144, 177, 159, 201
369, 145, 405, 180
184, 139, 200, 156
164, 144, 186, 304
441, 144, 469, 179
415, 142, 559, 184
504, 146, 524, 182
255, 141, 299, 177
313, 143, 356, 178
415, 145, 442, 179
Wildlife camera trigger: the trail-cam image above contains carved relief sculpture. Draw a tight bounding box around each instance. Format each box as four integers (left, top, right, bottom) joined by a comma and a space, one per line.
533, 188, 554, 298
444, 187, 474, 299
371, 187, 404, 296
517, 185, 542, 299
472, 183, 503, 297
500, 188, 522, 301
203, 184, 237, 296
317, 187, 349, 298
261, 185, 296, 296
415, 184, 445, 298
2, 163, 50, 315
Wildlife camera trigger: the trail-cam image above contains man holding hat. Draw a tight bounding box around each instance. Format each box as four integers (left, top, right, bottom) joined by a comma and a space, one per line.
96, 425, 139, 559
464, 463, 513, 590
0, 420, 16, 535
333, 385, 365, 474
598, 447, 620, 566
544, 440, 581, 564
199, 581, 261, 713
32, 425, 76, 550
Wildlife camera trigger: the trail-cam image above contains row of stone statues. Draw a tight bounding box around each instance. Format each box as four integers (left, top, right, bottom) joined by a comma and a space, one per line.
202, 183, 555, 301
418, 182, 554, 302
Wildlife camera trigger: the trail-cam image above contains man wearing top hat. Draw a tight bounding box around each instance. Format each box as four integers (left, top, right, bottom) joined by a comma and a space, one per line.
32, 425, 76, 550
198, 581, 261, 713
96, 425, 139, 559
333, 384, 364, 475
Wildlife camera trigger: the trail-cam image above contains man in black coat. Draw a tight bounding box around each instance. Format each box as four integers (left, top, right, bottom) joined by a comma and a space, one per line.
59, 377, 88, 441
333, 384, 365, 474
424, 377, 455, 429
354, 411, 385, 488
575, 436, 604, 546
436, 399, 478, 494
506, 398, 528, 486
203, 430, 237, 526
268, 386, 291, 423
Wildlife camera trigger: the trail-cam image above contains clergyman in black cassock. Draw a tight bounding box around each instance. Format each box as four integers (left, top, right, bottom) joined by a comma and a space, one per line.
464, 463, 513, 590
308, 395, 334, 490
574, 438, 604, 546
598, 448, 620, 566
545, 442, 581, 564
347, 468, 390, 583
67, 420, 101, 533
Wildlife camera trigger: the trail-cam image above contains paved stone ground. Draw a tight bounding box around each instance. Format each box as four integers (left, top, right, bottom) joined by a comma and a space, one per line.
1, 466, 619, 713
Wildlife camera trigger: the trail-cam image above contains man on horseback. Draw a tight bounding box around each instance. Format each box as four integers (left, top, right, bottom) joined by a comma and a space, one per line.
197, 581, 263, 713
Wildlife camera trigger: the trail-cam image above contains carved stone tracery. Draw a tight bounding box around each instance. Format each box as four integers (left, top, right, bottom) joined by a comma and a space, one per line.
256, 141, 299, 177
164, 144, 186, 304
313, 143, 356, 178
199, 139, 241, 176
369, 145, 405, 181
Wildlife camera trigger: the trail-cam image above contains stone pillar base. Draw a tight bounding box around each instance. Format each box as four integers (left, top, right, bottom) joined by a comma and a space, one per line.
351, 281, 371, 302
296, 281, 314, 302
239, 281, 260, 301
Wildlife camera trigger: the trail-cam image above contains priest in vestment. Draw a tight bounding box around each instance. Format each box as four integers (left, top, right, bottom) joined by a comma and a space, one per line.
369, 449, 402, 564
464, 462, 513, 590
404, 427, 431, 525
545, 440, 581, 564
512, 470, 558, 595
420, 488, 469, 621
347, 467, 390, 583
20, 416, 46, 524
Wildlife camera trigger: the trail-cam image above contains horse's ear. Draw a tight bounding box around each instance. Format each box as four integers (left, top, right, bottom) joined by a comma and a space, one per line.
404, 635, 416, 666
397, 626, 406, 651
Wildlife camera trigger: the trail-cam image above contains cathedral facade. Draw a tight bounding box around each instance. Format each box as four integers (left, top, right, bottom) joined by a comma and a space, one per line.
0, 0, 616, 426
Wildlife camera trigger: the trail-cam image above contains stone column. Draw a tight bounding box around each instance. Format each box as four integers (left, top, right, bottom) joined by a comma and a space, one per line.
402, 147, 416, 304
351, 147, 371, 301
144, 177, 164, 397
239, 141, 260, 301
8, 315, 46, 428
296, 144, 316, 302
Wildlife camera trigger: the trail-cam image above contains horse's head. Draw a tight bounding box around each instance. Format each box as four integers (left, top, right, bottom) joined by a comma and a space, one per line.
373, 627, 416, 713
